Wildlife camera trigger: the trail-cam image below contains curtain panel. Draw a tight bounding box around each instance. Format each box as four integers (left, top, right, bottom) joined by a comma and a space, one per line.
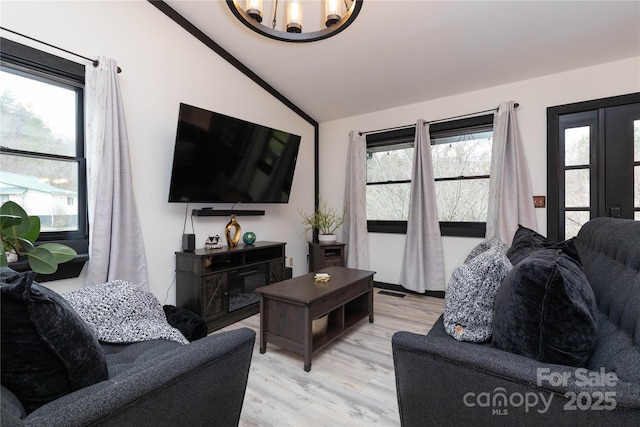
85, 57, 149, 290
399, 120, 446, 292
486, 101, 537, 245
343, 131, 369, 269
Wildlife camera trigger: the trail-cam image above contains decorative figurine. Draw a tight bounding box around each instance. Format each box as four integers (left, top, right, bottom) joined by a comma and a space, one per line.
205, 235, 222, 250
225, 214, 241, 247
243, 231, 256, 245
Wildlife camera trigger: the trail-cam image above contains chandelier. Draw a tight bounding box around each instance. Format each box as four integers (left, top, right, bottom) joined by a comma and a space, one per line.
226, 0, 363, 43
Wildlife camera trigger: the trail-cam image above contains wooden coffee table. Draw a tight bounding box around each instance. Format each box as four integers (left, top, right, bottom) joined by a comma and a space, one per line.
257, 266, 375, 371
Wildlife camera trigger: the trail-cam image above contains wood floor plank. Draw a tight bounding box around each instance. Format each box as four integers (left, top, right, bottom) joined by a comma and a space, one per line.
219, 290, 445, 426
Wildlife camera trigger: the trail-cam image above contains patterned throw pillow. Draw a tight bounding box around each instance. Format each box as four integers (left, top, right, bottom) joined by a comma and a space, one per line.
63, 280, 189, 345
444, 237, 513, 342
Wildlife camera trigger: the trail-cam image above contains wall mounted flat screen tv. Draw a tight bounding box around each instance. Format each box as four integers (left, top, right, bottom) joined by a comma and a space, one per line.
168, 103, 301, 203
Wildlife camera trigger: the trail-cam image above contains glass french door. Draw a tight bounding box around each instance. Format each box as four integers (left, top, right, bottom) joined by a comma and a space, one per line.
547, 93, 640, 241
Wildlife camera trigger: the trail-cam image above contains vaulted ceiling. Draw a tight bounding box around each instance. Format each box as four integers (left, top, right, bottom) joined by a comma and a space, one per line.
163, 1, 640, 123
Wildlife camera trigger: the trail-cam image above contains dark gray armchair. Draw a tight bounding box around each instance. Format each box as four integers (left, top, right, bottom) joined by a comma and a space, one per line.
2, 327, 255, 426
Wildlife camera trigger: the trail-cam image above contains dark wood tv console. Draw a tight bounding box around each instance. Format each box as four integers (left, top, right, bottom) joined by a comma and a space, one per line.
175, 241, 286, 333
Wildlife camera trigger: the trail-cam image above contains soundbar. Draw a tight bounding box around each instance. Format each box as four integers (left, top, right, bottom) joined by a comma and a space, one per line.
192, 209, 265, 217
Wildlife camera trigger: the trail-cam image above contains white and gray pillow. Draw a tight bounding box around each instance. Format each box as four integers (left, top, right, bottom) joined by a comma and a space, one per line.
444, 237, 512, 343
63, 280, 188, 345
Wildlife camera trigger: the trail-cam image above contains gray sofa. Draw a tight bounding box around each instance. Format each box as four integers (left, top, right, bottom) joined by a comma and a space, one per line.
0, 268, 255, 427
392, 217, 640, 426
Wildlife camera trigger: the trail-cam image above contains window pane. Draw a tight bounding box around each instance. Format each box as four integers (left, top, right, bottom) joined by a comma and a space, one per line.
635, 121, 639, 212
366, 183, 410, 220
565, 211, 590, 238
0, 69, 76, 157
431, 133, 492, 178
435, 178, 489, 221
634, 120, 639, 161
635, 165, 639, 209
0, 153, 79, 232
564, 126, 590, 166
366, 146, 413, 183
565, 169, 590, 207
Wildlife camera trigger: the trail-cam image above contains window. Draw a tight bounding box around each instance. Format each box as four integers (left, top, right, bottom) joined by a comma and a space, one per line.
547, 93, 640, 240
366, 114, 493, 237
0, 38, 88, 277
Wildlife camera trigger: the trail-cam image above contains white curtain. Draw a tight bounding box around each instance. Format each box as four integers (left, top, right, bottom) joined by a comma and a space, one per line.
399, 120, 445, 292
85, 57, 149, 290
486, 101, 537, 245
343, 130, 369, 269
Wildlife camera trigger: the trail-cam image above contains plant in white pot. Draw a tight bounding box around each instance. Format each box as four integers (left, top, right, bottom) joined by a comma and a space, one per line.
299, 197, 346, 244
1, 201, 77, 274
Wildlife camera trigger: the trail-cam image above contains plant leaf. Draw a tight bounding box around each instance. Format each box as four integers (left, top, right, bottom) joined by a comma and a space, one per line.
1, 251, 7, 267
15, 237, 36, 253
23, 216, 41, 242
0, 214, 22, 232
26, 247, 58, 275
0, 201, 30, 238
38, 243, 77, 264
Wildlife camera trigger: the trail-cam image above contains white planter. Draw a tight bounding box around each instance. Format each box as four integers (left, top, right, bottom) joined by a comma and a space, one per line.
318, 233, 337, 244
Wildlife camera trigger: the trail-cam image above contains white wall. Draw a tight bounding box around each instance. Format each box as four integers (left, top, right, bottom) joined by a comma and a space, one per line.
320, 56, 640, 287
1, 1, 316, 300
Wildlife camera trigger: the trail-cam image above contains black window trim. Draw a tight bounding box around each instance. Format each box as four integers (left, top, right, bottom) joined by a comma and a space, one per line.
366, 114, 493, 237
1, 37, 88, 281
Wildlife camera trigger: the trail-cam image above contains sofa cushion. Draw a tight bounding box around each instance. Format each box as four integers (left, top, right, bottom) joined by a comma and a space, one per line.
0, 268, 109, 414
491, 249, 598, 367
574, 217, 640, 383
444, 237, 512, 343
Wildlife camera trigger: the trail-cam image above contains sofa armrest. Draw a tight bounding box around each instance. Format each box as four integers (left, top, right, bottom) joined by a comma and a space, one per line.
392, 317, 640, 427
6, 327, 255, 427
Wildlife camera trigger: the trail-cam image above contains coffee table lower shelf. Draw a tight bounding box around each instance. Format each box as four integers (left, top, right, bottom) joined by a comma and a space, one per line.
257, 267, 375, 372
312, 307, 370, 352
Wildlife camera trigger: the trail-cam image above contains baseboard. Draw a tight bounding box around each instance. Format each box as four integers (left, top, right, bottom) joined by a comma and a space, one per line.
374, 281, 445, 299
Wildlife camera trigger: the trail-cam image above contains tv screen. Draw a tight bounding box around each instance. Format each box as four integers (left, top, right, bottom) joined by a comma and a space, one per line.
168, 103, 301, 203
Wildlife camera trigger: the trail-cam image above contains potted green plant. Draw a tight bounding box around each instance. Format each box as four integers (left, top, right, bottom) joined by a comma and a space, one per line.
1, 201, 77, 274
298, 197, 346, 243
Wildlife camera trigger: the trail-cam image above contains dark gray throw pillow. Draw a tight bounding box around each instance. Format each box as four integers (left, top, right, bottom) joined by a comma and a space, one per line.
444, 238, 512, 343
507, 225, 580, 265
0, 268, 108, 414
506, 225, 554, 265
491, 249, 598, 367
163, 305, 208, 342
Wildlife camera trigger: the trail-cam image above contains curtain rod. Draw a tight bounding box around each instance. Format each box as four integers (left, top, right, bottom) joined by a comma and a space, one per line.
0, 27, 122, 73
359, 103, 519, 136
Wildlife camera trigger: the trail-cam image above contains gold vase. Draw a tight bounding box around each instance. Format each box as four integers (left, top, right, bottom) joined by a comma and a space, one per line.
225, 214, 241, 247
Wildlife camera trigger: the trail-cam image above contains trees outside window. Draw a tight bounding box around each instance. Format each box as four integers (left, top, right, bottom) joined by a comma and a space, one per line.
366, 114, 493, 237
0, 38, 88, 260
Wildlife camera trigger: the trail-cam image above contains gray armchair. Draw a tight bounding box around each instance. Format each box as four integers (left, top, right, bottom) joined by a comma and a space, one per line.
2, 327, 255, 426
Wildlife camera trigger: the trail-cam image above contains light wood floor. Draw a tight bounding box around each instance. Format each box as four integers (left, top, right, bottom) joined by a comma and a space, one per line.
219, 289, 445, 427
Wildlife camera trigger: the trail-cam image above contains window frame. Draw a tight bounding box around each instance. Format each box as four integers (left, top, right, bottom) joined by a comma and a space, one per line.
1, 38, 88, 280
366, 114, 493, 237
